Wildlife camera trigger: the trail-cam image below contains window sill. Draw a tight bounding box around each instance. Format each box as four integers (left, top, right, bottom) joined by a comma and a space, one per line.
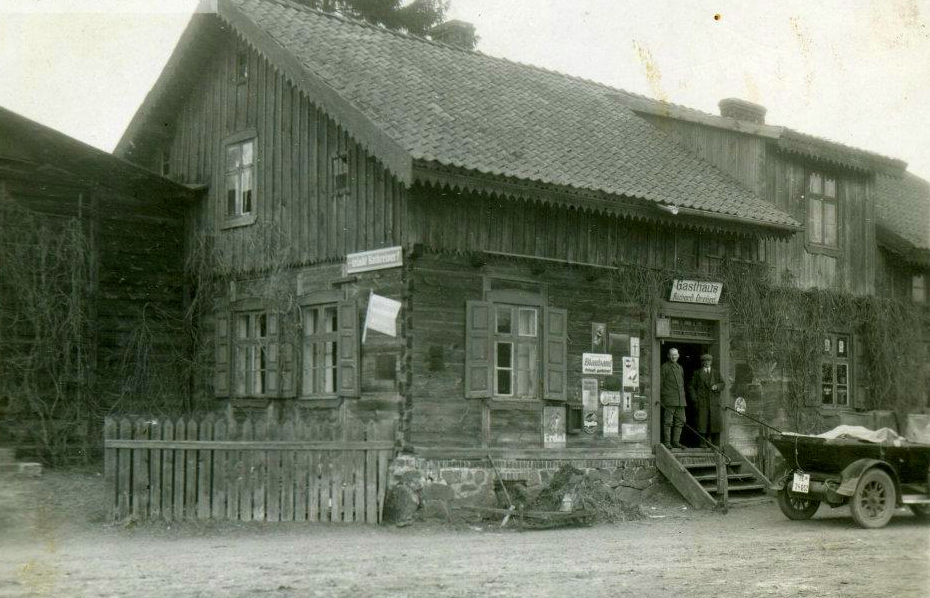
221, 213, 258, 230
804, 242, 842, 258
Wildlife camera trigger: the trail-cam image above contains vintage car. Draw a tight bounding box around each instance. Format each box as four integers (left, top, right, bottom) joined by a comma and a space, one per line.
768, 427, 930, 529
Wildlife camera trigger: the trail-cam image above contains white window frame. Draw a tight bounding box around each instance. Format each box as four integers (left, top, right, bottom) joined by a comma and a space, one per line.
232, 311, 276, 398
821, 333, 851, 408
493, 304, 540, 398
806, 171, 839, 249
301, 303, 339, 397
222, 131, 257, 229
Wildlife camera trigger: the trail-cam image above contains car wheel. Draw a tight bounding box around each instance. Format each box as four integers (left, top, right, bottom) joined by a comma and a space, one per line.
776, 488, 820, 520
907, 504, 930, 521
850, 468, 897, 529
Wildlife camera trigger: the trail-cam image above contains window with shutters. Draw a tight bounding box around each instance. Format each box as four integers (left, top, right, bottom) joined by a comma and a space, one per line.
465, 299, 567, 401
821, 333, 851, 408
912, 274, 926, 303
806, 171, 839, 249
232, 311, 276, 397
301, 304, 338, 396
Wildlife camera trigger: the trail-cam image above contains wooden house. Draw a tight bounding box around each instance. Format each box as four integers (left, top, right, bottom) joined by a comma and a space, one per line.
0, 106, 196, 460
115, 0, 928, 507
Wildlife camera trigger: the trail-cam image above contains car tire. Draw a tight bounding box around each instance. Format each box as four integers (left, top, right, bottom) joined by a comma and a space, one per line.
850, 468, 896, 529
907, 504, 930, 521
776, 488, 820, 520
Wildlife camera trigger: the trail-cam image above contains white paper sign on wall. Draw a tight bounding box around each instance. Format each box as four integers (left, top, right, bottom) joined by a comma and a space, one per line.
582, 353, 613, 375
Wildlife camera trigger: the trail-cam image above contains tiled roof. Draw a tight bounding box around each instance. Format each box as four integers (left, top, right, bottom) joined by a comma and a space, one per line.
224, 0, 799, 230
876, 172, 930, 251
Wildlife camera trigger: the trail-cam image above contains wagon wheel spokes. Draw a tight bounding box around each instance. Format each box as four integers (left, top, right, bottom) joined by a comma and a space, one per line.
859, 480, 888, 518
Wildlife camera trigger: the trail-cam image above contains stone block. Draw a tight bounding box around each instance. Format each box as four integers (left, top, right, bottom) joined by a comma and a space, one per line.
401, 470, 424, 490
633, 466, 657, 481
419, 500, 450, 522
422, 482, 455, 501
441, 469, 463, 485
382, 484, 419, 525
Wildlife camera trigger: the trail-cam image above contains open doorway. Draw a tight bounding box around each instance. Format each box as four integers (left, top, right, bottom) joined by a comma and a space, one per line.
659, 340, 709, 448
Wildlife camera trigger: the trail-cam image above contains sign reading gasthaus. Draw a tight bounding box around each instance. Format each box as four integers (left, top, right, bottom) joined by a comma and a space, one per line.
669, 279, 723, 305
346, 246, 403, 274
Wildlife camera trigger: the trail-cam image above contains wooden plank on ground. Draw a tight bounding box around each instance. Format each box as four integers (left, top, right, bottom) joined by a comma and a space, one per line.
173, 418, 185, 521
185, 419, 198, 520
212, 419, 228, 520
149, 420, 162, 521
161, 419, 174, 522
240, 419, 254, 522
103, 418, 117, 522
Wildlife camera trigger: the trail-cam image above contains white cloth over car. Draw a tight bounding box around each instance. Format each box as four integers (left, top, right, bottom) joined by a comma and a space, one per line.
814, 425, 905, 445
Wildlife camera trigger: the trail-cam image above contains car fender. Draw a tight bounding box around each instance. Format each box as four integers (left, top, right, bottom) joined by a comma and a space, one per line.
835, 459, 898, 497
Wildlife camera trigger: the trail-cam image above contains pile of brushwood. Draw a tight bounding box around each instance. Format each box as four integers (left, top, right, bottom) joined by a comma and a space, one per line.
529, 465, 645, 523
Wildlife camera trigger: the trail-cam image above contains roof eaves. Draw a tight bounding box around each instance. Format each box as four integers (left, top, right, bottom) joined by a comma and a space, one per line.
217, 0, 413, 184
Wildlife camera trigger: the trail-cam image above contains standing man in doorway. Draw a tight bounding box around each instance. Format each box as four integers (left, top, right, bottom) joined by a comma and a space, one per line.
690, 353, 725, 447
660, 347, 686, 449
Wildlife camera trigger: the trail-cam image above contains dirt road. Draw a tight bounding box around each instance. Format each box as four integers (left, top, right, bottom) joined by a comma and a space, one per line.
1, 469, 928, 598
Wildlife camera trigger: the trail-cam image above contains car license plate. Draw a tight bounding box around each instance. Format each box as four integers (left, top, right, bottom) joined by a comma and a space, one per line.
792, 472, 810, 493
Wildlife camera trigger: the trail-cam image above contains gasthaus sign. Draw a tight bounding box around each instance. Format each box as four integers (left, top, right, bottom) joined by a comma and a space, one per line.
346, 246, 403, 274
669, 279, 723, 305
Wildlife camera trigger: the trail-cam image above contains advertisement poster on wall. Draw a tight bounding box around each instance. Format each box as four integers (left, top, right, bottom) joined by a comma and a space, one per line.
582, 378, 599, 413
603, 405, 620, 437
543, 406, 567, 448
622, 357, 639, 389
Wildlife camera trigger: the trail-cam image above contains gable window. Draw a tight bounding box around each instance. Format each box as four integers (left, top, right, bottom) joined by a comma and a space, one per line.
332, 152, 349, 195
912, 274, 926, 303
235, 50, 249, 83
807, 172, 838, 247
225, 136, 255, 221
302, 304, 339, 396
821, 333, 850, 407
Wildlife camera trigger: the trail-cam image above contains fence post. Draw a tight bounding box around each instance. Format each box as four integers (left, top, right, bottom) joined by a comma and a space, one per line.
197, 416, 213, 520
172, 417, 185, 521
162, 418, 175, 522
103, 417, 117, 522
213, 417, 227, 521
149, 419, 162, 521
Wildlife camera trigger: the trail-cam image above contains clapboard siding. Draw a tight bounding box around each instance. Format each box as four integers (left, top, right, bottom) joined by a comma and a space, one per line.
162, 31, 405, 272
644, 115, 876, 295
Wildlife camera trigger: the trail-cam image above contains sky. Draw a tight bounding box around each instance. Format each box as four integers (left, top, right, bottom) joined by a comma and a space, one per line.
1, 0, 929, 179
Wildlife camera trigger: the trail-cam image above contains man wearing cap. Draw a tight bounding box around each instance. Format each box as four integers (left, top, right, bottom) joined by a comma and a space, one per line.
690, 353, 725, 447
660, 347, 686, 449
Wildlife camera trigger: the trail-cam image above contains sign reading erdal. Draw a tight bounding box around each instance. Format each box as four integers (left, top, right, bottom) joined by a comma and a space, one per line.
346, 246, 403, 274
669, 279, 723, 305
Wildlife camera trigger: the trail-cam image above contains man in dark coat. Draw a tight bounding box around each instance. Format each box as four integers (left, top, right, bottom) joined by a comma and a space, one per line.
689, 353, 725, 447
660, 347, 686, 449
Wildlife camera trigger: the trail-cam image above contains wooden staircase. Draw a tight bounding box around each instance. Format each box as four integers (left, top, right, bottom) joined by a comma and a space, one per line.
655, 443, 770, 510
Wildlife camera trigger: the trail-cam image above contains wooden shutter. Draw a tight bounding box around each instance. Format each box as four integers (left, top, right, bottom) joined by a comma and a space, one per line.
338, 300, 360, 397
264, 314, 280, 396
465, 301, 492, 398
279, 341, 296, 398
214, 314, 230, 397
544, 306, 568, 401
852, 334, 867, 409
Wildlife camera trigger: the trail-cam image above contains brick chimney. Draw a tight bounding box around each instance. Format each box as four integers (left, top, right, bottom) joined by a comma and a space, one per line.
718, 98, 766, 124
430, 20, 477, 50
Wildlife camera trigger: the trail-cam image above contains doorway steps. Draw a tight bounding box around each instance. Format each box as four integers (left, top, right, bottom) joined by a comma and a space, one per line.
655, 443, 770, 510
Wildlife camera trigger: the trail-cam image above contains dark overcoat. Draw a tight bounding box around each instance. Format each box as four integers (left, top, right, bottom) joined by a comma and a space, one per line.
689, 368, 725, 432
660, 361, 686, 407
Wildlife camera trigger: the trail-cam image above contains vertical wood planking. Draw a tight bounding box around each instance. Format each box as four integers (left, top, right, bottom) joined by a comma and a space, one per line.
117, 419, 132, 521
266, 420, 281, 522
185, 419, 198, 521
308, 448, 320, 522
331, 450, 344, 522
365, 442, 377, 524
281, 420, 295, 521
319, 452, 331, 522
173, 418, 185, 521
103, 418, 117, 521
132, 419, 149, 521
226, 418, 239, 521
240, 418, 254, 522
149, 420, 162, 521
197, 418, 213, 520
161, 419, 175, 522
212, 418, 228, 520
253, 418, 267, 521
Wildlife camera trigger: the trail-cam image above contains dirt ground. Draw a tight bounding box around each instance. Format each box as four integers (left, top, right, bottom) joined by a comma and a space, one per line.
1, 467, 928, 598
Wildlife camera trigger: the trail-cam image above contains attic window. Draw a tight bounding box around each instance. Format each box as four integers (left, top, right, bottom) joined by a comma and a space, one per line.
225, 136, 255, 221
236, 50, 249, 83
806, 171, 838, 248
332, 152, 349, 194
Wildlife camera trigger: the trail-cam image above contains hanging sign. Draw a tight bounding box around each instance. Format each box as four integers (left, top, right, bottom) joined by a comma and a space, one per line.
600, 391, 622, 406
622, 357, 639, 389
669, 279, 723, 305
582, 353, 613, 374
583, 412, 598, 434
603, 406, 620, 437
346, 246, 403, 274
362, 292, 402, 341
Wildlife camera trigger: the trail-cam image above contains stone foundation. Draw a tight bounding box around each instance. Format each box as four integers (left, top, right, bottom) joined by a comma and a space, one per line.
384, 454, 658, 524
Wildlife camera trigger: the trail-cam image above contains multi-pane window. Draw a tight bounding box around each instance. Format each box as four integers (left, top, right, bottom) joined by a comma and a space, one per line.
912, 274, 926, 303
302, 304, 338, 396
494, 305, 538, 397
332, 152, 349, 194
235, 50, 249, 83
233, 311, 276, 396
821, 333, 850, 407
807, 172, 838, 247
226, 138, 254, 219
